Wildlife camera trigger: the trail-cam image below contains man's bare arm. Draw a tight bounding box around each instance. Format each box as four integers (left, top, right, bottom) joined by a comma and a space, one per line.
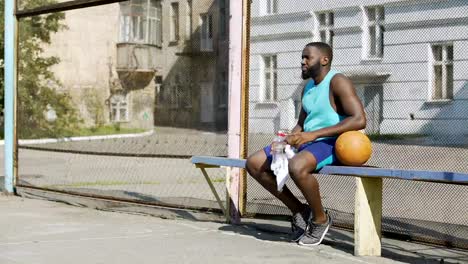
291, 88, 307, 134
310, 74, 366, 138
291, 107, 306, 133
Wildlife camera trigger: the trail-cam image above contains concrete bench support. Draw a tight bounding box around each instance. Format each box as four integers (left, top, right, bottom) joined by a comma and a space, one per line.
355, 177, 382, 256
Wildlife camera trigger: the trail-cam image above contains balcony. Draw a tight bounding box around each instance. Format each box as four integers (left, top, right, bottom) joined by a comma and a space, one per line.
116, 43, 158, 90
116, 0, 162, 89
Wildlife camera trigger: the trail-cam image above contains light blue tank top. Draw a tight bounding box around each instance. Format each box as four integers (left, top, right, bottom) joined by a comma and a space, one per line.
302, 70, 347, 140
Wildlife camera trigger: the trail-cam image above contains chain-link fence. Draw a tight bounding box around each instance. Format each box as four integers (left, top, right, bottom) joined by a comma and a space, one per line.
246, 0, 467, 248
16, 0, 231, 213
13, 0, 468, 250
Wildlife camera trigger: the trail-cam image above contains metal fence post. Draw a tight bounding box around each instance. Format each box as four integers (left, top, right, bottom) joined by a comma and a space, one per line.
4, 0, 17, 194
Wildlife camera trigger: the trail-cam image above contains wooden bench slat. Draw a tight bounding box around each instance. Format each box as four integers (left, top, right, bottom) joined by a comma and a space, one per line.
191, 156, 468, 184
191, 156, 247, 168
320, 166, 468, 184
190, 156, 468, 184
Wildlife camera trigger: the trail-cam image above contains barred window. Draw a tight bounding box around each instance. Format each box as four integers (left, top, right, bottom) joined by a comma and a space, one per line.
315, 12, 334, 47
219, 0, 227, 38
259, 0, 277, 16
110, 92, 129, 122
170, 2, 179, 42
362, 6, 384, 59
262, 55, 277, 101
200, 14, 213, 51
430, 44, 453, 100
185, 0, 192, 40
119, 0, 162, 46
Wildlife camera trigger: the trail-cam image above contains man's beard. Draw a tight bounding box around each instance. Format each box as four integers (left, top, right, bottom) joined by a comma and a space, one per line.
301, 63, 320, 80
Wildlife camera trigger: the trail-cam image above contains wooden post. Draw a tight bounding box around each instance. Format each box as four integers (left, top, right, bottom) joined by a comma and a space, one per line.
227, 0, 247, 224
354, 177, 382, 256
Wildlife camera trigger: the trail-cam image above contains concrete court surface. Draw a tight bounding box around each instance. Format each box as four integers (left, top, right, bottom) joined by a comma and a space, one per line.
1, 194, 467, 264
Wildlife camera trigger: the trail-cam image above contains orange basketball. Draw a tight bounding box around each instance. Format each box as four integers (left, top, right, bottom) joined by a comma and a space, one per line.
335, 131, 372, 166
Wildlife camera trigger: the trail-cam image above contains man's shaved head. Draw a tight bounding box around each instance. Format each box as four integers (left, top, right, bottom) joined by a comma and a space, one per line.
301, 42, 334, 79
305, 42, 333, 65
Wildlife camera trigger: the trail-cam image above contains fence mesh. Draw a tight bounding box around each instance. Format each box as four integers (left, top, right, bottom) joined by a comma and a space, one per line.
16, 0, 230, 212
13, 0, 468, 249
245, 0, 467, 248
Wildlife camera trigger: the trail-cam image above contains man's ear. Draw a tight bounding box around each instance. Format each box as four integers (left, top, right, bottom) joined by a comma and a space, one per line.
321, 56, 330, 66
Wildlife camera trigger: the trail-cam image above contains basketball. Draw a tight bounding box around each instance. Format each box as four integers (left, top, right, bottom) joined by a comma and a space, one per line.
335, 131, 372, 166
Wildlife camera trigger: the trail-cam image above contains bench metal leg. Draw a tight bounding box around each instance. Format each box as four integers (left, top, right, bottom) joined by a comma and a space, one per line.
354, 177, 382, 256
199, 167, 229, 222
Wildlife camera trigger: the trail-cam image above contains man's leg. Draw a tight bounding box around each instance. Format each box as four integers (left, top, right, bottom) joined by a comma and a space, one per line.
288, 149, 333, 246
245, 150, 304, 214
288, 151, 327, 224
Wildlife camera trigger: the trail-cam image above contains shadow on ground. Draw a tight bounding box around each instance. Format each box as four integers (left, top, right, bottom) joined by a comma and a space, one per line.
219, 221, 468, 264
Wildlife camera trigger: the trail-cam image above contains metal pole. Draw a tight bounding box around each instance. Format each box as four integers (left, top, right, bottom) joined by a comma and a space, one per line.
239, 0, 251, 216
4, 0, 16, 193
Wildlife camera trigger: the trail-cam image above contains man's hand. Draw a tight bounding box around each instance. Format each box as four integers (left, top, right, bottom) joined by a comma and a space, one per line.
269, 141, 283, 154
285, 132, 318, 148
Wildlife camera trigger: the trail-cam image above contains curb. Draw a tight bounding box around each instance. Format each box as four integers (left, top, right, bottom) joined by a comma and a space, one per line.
0, 129, 155, 146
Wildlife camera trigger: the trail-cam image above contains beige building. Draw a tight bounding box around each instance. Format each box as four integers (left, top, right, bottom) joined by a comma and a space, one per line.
45, 0, 229, 131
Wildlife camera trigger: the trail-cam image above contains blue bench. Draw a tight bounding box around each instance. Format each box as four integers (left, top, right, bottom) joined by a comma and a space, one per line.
190, 155, 468, 256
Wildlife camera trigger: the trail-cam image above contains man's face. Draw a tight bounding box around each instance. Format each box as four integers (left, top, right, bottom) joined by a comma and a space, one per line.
301, 46, 323, 80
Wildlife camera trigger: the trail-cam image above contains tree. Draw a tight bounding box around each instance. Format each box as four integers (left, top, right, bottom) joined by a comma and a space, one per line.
1, 0, 82, 139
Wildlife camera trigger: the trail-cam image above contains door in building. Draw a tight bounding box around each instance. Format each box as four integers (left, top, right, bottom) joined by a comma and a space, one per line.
200, 82, 214, 123
356, 85, 383, 134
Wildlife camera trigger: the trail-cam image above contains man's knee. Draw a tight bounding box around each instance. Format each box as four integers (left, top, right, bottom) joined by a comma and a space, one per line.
246, 154, 265, 177
288, 157, 316, 181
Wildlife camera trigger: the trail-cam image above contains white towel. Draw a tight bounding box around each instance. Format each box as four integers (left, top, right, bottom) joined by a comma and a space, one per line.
271, 144, 296, 192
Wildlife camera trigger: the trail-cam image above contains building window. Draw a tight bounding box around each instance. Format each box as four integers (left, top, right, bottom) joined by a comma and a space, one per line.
152, 1, 163, 45
430, 44, 453, 100
119, 0, 162, 46
185, 0, 192, 40
260, 0, 277, 15
110, 92, 129, 122
155, 76, 164, 106
261, 55, 277, 101
218, 71, 228, 107
315, 12, 334, 47
170, 85, 179, 107
219, 0, 227, 39
362, 6, 384, 59
200, 14, 213, 51
170, 2, 179, 42
184, 84, 193, 108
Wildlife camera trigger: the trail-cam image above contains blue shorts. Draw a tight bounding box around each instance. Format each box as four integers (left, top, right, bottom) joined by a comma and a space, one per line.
263, 137, 339, 171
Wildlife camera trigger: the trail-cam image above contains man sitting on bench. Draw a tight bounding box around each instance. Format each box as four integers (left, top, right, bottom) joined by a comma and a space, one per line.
245, 42, 366, 246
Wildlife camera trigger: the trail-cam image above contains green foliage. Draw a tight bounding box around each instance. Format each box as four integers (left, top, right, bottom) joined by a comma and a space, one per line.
1, 0, 82, 139
113, 122, 121, 131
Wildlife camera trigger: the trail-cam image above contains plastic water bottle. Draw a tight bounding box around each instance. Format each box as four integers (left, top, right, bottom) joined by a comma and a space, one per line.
271, 131, 288, 192
272, 131, 287, 154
